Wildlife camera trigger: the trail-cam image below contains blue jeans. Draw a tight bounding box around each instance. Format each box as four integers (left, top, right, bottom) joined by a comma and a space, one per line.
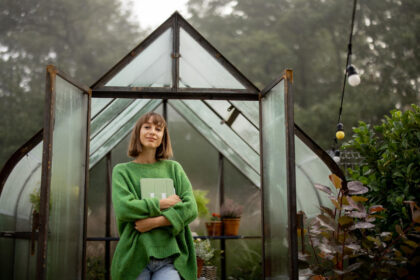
136, 257, 181, 280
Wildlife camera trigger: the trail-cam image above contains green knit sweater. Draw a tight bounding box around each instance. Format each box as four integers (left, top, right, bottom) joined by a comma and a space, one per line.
111, 160, 198, 280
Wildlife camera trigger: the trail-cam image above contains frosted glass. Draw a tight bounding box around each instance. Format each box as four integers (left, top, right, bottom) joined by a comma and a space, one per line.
179, 28, 246, 89
105, 28, 173, 87
261, 80, 289, 278
295, 137, 336, 218
0, 143, 42, 230
47, 76, 88, 279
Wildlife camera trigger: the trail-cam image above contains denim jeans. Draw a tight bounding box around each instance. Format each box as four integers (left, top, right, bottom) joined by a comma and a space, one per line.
136, 257, 181, 280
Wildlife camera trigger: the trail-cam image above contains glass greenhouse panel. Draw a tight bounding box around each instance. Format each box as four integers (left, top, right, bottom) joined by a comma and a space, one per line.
168, 100, 260, 187
90, 99, 135, 138
179, 28, 246, 89
0, 143, 42, 232
179, 100, 259, 174
295, 137, 336, 217
231, 113, 259, 153
46, 75, 88, 279
261, 80, 289, 278
89, 99, 161, 168
204, 100, 234, 121
105, 28, 173, 87
230, 101, 259, 128
91, 98, 113, 118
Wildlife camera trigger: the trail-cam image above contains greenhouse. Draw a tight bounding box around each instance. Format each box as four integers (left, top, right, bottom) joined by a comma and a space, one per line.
0, 12, 343, 280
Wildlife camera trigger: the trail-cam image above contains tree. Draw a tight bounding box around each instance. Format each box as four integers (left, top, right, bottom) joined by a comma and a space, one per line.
186, 0, 420, 149
0, 0, 146, 167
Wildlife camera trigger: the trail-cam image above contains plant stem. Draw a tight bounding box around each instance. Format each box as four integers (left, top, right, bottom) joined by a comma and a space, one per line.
339, 230, 347, 280
308, 227, 320, 266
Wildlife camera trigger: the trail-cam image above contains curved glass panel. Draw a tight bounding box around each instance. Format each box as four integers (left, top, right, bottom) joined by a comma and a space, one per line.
105, 28, 173, 87
179, 28, 245, 89
295, 137, 336, 218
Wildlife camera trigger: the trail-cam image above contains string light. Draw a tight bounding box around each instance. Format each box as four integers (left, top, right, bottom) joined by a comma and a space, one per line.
333, 0, 359, 162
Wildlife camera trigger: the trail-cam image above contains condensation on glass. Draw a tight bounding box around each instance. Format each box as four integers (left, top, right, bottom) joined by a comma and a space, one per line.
46, 75, 88, 278
261, 80, 289, 278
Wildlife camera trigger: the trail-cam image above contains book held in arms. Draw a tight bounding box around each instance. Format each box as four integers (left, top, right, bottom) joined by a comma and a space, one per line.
140, 178, 175, 199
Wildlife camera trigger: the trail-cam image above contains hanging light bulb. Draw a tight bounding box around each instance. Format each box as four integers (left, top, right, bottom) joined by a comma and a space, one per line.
336, 123, 345, 140
333, 150, 341, 163
347, 64, 361, 86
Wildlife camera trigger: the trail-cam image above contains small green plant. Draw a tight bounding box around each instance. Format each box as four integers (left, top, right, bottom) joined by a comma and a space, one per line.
343, 104, 420, 232
29, 188, 41, 213
194, 238, 222, 266
221, 198, 243, 218
29, 188, 52, 213
193, 189, 210, 218
300, 174, 420, 279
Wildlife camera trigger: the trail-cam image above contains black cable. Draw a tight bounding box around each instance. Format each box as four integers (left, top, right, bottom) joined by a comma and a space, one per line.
335, 0, 358, 139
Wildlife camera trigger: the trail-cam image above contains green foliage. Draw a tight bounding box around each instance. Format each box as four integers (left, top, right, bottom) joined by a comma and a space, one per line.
86, 256, 106, 280
301, 174, 420, 279
193, 189, 210, 218
29, 188, 41, 213
343, 104, 420, 231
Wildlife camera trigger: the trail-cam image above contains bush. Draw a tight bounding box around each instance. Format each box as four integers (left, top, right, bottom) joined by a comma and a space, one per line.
343, 104, 420, 231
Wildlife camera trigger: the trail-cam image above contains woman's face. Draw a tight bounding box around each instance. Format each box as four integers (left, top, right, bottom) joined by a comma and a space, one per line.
139, 118, 164, 150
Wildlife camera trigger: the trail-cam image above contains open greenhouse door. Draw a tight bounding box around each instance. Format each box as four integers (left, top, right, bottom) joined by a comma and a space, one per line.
260, 70, 298, 279
37, 66, 91, 280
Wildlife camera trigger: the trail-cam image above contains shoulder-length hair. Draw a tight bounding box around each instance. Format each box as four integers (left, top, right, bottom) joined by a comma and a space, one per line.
127, 112, 173, 160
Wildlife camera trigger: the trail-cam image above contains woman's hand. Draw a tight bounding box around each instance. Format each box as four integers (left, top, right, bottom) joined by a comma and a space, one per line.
159, 194, 181, 210
134, 216, 171, 233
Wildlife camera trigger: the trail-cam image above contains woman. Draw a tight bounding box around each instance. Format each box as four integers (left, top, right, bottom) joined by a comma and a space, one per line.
111, 112, 198, 280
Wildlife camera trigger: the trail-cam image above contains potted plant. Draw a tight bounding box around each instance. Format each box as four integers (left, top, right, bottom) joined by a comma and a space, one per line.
194, 238, 221, 279
205, 213, 222, 236
220, 198, 243, 236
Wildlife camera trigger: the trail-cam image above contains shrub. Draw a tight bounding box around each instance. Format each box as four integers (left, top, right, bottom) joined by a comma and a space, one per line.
343, 104, 420, 231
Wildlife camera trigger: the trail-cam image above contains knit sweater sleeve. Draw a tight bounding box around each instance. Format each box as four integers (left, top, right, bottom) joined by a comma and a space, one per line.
162, 162, 198, 236
112, 165, 161, 222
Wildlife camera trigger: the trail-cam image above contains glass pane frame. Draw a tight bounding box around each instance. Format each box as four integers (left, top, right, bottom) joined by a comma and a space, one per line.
91, 12, 260, 100
38, 65, 91, 280
260, 70, 298, 279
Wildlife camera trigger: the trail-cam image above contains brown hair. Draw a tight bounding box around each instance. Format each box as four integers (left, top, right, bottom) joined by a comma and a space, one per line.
127, 112, 173, 160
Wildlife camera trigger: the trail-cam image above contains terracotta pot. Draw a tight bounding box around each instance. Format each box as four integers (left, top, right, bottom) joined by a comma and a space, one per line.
196, 257, 204, 277
222, 218, 241, 236
205, 221, 222, 236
